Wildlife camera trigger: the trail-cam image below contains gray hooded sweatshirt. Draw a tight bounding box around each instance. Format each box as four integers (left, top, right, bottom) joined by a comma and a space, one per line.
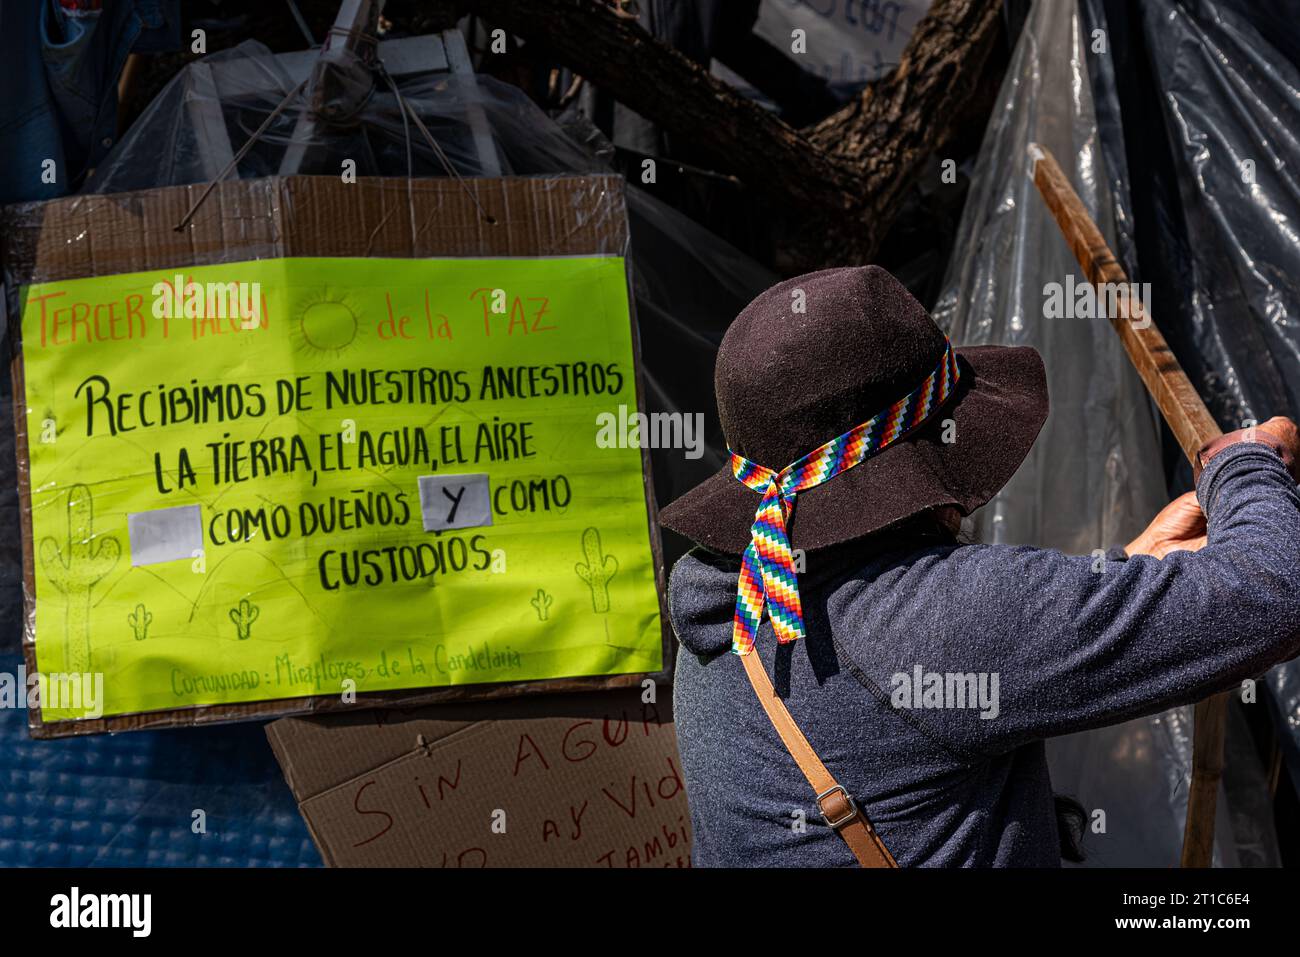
668, 443, 1300, 866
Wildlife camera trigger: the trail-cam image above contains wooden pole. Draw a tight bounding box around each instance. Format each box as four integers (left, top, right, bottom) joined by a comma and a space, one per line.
1027, 143, 1227, 868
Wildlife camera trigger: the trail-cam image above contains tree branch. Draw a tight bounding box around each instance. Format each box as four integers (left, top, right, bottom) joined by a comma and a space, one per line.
463, 0, 1003, 267
464, 0, 863, 217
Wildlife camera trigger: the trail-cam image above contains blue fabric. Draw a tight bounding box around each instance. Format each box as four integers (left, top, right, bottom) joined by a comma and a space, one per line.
0, 0, 174, 205
669, 443, 1300, 866
0, 655, 319, 867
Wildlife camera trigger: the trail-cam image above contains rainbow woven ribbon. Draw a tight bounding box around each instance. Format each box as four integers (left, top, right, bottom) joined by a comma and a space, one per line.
729, 340, 961, 656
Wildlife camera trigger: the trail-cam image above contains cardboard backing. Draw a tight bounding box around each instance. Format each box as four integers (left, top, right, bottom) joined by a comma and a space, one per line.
266, 688, 690, 867
2, 174, 673, 737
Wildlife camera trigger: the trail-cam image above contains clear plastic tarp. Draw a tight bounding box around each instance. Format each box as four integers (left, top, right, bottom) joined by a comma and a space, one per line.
1079, 0, 1300, 812
931, 0, 1226, 866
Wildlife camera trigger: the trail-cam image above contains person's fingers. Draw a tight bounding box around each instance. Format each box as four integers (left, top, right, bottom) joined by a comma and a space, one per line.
1155, 534, 1207, 559
1254, 415, 1297, 443
1129, 492, 1211, 557
1174, 493, 1207, 525
1160, 492, 1205, 532
1243, 417, 1300, 481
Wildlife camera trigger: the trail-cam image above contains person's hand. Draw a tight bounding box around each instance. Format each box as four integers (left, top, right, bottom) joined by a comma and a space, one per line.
1197, 416, 1300, 483
1125, 491, 1207, 559
1251, 416, 1300, 481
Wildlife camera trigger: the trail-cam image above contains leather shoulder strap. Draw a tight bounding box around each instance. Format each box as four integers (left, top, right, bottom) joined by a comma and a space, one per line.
741, 649, 898, 868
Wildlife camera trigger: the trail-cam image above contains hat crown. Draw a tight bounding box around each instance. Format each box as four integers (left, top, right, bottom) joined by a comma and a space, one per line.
716, 266, 947, 469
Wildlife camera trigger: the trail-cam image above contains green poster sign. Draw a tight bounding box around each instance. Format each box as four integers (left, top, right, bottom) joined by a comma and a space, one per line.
19, 256, 662, 721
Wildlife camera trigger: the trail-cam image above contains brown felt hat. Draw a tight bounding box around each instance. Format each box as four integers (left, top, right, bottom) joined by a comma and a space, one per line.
658, 265, 1049, 555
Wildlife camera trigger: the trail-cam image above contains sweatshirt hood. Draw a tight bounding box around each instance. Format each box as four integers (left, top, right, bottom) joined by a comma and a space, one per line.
667, 542, 875, 656
668, 549, 741, 657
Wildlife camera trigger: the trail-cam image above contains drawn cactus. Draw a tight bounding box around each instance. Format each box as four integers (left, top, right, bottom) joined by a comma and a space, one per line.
530, 588, 553, 621
229, 598, 260, 640
39, 484, 121, 672
127, 603, 152, 641
574, 527, 618, 613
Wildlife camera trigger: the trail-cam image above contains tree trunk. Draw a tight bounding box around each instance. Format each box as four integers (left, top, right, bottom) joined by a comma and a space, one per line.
463, 0, 1004, 268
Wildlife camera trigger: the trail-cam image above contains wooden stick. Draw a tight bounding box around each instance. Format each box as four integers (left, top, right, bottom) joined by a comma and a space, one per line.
1027, 143, 1227, 868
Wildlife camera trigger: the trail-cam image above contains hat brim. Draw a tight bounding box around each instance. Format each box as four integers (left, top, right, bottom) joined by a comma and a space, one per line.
657, 345, 1049, 555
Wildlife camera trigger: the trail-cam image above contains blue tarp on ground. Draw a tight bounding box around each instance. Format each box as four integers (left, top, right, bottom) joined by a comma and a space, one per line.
0, 655, 318, 867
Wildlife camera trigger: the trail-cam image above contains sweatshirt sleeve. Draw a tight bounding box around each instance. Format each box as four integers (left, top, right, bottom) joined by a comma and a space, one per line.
866, 443, 1300, 758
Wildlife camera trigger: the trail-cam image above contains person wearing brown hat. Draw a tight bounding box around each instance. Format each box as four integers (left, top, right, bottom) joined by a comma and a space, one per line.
660, 265, 1300, 867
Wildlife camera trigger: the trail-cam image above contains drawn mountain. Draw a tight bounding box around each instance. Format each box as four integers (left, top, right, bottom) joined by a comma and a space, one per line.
87, 566, 196, 670
188, 547, 322, 645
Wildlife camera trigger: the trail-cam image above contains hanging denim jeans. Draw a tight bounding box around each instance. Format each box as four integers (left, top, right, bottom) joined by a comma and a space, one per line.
0, 0, 176, 206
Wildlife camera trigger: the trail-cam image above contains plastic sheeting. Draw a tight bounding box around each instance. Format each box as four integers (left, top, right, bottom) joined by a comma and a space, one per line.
88, 48, 597, 191
1122, 0, 1300, 428
931, 0, 1225, 866
1081, 0, 1300, 806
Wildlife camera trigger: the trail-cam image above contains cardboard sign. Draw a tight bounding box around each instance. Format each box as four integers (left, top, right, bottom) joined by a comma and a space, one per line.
4, 175, 670, 735
17, 254, 662, 722
266, 690, 691, 867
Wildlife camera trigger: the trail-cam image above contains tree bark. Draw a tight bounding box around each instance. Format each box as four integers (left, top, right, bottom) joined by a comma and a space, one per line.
805, 0, 1003, 253
462, 0, 1003, 267
465, 0, 862, 216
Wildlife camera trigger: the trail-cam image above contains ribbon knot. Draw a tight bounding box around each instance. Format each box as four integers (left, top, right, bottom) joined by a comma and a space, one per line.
731, 460, 805, 651
729, 340, 960, 655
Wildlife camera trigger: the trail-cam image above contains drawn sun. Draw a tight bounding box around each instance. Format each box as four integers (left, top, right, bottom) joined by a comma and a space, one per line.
292, 288, 366, 356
